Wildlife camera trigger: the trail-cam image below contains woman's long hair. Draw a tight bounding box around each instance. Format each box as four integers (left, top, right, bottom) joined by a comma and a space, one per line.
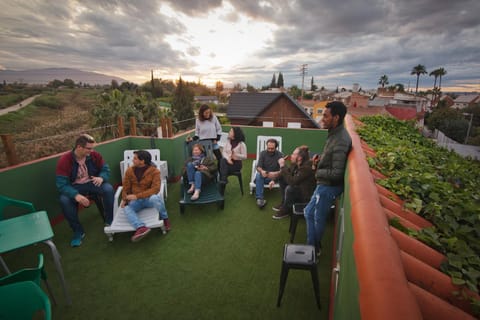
198, 104, 212, 122
232, 127, 245, 142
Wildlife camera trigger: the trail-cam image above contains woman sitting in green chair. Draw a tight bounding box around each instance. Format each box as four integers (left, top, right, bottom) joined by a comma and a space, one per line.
185, 144, 217, 201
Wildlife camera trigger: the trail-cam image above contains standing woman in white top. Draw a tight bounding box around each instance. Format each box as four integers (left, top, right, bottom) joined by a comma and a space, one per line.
189, 104, 223, 162
219, 127, 247, 185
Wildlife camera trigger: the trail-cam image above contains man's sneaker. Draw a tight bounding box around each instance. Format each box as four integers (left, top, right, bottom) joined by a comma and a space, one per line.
163, 218, 171, 231
131, 226, 151, 242
272, 204, 283, 212
70, 232, 86, 247
272, 207, 290, 220
256, 198, 267, 208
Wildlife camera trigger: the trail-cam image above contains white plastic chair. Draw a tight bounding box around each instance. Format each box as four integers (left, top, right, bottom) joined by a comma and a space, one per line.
218, 132, 229, 149
105, 149, 167, 241
249, 135, 283, 195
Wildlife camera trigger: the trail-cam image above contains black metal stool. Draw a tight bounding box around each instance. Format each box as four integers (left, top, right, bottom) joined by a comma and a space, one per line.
228, 171, 244, 196
219, 171, 244, 196
276, 244, 321, 309
289, 203, 306, 243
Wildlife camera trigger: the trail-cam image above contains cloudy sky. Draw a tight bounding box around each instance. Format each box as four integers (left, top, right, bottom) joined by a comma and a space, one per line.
1, 0, 479, 91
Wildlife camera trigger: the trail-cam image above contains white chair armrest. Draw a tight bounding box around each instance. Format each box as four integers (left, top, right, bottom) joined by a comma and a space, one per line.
250, 160, 257, 184
120, 161, 125, 179
114, 186, 123, 216
159, 183, 165, 202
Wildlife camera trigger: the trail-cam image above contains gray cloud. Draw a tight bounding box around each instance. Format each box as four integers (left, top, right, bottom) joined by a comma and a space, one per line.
0, 0, 479, 90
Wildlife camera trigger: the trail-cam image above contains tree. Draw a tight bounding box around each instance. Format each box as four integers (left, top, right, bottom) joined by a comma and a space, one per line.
119, 81, 139, 92
288, 85, 301, 99
378, 75, 389, 88
426, 107, 468, 142
91, 89, 138, 138
429, 69, 440, 89
429, 68, 447, 107
310, 77, 318, 91
270, 73, 276, 88
233, 83, 242, 91
246, 83, 257, 93
48, 79, 63, 88
394, 83, 405, 92
277, 72, 284, 88
63, 79, 75, 88
132, 94, 161, 136
171, 77, 194, 131
215, 81, 224, 94
437, 67, 447, 90
111, 79, 119, 90
410, 64, 427, 94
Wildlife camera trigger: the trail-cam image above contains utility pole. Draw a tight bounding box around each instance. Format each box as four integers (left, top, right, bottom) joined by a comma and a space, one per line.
300, 64, 308, 100
464, 113, 474, 144
151, 69, 154, 95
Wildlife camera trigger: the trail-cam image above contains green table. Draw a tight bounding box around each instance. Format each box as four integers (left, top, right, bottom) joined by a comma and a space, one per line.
0, 210, 72, 305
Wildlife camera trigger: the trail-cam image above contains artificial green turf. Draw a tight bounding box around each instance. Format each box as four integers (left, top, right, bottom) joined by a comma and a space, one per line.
1, 166, 334, 320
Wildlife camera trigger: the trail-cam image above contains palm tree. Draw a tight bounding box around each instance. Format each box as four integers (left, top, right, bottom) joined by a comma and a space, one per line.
378, 75, 389, 88
429, 69, 440, 89
437, 67, 447, 90
410, 64, 427, 94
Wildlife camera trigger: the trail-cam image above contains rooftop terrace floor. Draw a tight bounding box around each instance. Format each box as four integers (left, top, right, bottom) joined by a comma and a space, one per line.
1, 161, 334, 320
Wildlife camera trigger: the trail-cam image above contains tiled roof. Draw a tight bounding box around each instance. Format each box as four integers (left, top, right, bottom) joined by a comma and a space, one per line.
227, 92, 320, 128
385, 106, 418, 120
227, 92, 282, 118
368, 96, 390, 107
454, 94, 479, 104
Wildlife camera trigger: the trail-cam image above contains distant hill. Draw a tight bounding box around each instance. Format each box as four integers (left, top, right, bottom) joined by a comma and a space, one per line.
0, 67, 126, 85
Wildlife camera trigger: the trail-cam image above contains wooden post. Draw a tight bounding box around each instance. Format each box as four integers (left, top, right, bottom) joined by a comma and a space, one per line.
167, 118, 173, 137
129, 117, 137, 136
117, 117, 125, 137
160, 118, 167, 138
1, 134, 19, 166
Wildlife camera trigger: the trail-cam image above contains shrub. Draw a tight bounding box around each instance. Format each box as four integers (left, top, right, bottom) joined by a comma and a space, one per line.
34, 94, 62, 109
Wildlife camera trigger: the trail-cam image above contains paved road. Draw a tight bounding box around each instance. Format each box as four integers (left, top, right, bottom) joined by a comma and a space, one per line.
0, 94, 41, 116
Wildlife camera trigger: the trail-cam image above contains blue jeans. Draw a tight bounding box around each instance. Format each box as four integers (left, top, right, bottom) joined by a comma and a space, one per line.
124, 194, 168, 229
59, 182, 114, 234
186, 162, 203, 190
255, 172, 272, 199
304, 184, 343, 250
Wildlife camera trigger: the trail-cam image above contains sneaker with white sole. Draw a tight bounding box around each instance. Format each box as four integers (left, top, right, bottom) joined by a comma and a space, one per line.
70, 232, 86, 247
131, 226, 151, 242
256, 198, 266, 208
272, 204, 282, 212
272, 207, 290, 220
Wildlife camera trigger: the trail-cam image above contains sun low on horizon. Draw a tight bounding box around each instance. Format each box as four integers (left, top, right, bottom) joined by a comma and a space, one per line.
146, 3, 277, 87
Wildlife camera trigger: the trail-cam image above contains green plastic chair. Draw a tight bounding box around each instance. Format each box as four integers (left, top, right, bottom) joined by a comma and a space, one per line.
0, 194, 36, 220
0, 195, 37, 275
0, 281, 52, 320
0, 253, 56, 305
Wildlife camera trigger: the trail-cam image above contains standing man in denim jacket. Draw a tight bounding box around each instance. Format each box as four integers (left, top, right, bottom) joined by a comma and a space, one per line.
304, 101, 352, 255
56, 134, 114, 247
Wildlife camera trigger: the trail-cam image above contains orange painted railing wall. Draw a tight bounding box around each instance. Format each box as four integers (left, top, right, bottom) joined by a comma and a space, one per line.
344, 116, 423, 319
